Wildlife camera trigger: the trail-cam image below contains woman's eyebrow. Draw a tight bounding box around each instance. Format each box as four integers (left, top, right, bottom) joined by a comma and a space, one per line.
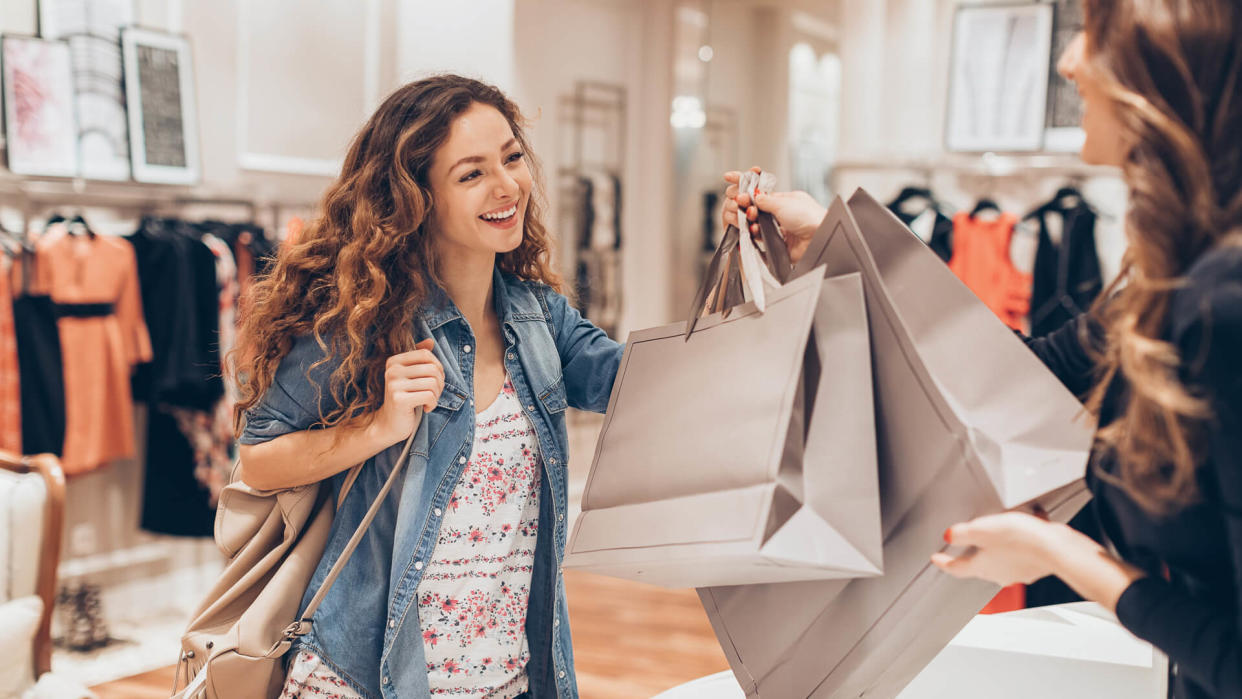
450, 139, 518, 171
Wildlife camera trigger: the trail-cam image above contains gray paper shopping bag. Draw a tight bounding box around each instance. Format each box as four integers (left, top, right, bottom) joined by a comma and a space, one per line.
563, 244, 882, 588
698, 189, 1095, 698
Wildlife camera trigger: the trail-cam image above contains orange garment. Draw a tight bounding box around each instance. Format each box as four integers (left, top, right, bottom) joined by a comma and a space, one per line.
0, 256, 19, 453
37, 233, 153, 475
948, 212, 1033, 331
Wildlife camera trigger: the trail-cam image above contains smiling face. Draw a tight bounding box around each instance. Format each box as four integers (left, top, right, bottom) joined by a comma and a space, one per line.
1057, 32, 1129, 167
425, 102, 532, 265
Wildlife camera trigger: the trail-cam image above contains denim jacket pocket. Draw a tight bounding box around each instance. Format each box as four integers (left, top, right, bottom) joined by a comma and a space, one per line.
538, 376, 569, 414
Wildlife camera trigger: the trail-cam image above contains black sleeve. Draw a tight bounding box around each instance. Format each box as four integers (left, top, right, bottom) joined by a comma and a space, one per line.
1018, 313, 1101, 398
1113, 265, 1242, 696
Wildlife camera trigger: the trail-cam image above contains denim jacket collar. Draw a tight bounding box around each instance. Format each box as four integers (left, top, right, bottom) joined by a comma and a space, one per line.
417, 265, 549, 339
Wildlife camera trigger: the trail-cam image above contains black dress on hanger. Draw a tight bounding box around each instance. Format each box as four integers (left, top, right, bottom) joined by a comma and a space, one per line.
888, 187, 954, 262
1027, 188, 1103, 337
10, 243, 66, 456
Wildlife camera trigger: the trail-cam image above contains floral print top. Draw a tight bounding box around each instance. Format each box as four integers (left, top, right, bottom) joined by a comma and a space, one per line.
418, 376, 542, 698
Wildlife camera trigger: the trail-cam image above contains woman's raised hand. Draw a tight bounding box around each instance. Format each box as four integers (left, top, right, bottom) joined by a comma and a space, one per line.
722, 167, 827, 267
374, 338, 445, 443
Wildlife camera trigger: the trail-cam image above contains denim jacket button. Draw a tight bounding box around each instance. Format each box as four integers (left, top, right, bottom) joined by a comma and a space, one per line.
434, 508, 443, 517
549, 456, 557, 465
415, 561, 424, 571
388, 619, 395, 628
527, 405, 535, 412
553, 617, 560, 627
507, 352, 516, 360
463, 345, 472, 353
459, 456, 467, 465
558, 513, 565, 522
558, 670, 566, 679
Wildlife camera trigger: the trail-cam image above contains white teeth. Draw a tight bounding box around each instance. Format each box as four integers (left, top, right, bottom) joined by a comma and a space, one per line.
481, 205, 517, 221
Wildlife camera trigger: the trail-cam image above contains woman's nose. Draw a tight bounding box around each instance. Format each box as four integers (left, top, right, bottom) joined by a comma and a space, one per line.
1057, 32, 1085, 82
495, 170, 519, 199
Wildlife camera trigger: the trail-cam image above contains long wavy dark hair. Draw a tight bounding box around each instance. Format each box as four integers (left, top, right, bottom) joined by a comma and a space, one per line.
232, 75, 562, 434
1082, 0, 1242, 513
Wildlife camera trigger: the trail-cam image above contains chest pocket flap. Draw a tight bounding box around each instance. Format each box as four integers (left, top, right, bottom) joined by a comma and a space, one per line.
538, 376, 568, 414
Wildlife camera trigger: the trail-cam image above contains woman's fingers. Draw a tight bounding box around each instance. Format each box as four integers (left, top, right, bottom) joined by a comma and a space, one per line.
389, 362, 444, 381
930, 550, 977, 578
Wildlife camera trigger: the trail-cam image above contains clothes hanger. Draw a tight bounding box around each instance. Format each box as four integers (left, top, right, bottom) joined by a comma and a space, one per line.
970, 197, 1002, 218
68, 214, 97, 239
889, 186, 939, 216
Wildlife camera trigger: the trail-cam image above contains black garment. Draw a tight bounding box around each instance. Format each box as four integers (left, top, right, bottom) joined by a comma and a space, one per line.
1027, 197, 1103, 337
891, 207, 954, 262
1022, 245, 1242, 699
127, 220, 225, 536
13, 294, 65, 456
127, 222, 224, 411
139, 407, 215, 537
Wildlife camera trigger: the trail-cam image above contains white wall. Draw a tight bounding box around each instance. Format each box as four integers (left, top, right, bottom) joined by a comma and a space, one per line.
397, 0, 516, 91
831, 0, 1128, 282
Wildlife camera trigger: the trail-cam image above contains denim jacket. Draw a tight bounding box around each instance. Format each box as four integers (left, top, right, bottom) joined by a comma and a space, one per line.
239, 268, 624, 698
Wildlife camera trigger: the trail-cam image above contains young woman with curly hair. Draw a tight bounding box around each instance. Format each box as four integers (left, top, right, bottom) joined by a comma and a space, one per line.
727, 2, 1241, 696
233, 75, 622, 699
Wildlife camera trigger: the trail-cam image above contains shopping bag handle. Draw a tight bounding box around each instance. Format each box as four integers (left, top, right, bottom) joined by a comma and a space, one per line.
683, 177, 793, 339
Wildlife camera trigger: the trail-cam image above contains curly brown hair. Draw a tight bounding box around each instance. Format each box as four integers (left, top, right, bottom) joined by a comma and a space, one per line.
232, 75, 562, 435
1082, 0, 1242, 513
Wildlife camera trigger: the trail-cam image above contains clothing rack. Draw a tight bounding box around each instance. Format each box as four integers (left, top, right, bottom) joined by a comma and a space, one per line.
830, 153, 1120, 189
556, 81, 627, 339
0, 174, 315, 233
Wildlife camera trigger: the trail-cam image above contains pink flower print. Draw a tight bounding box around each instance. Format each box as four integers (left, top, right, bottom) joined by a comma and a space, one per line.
468, 529, 485, 544
482, 657, 493, 667
423, 628, 441, 648
487, 466, 504, 481
449, 493, 461, 511
505, 657, 520, 671
501, 523, 512, 534
440, 598, 457, 612
443, 659, 460, 675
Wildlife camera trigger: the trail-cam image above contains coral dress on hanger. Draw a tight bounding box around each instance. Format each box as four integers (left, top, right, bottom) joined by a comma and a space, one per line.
37, 232, 152, 475
948, 212, 1033, 332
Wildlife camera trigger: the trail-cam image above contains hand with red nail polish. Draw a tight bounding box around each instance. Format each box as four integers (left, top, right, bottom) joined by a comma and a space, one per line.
930, 512, 1068, 587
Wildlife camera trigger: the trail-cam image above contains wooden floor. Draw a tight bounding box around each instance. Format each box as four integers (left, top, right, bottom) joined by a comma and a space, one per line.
91, 570, 729, 698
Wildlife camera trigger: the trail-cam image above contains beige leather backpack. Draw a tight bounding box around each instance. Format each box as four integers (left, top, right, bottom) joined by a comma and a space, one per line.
170, 428, 417, 699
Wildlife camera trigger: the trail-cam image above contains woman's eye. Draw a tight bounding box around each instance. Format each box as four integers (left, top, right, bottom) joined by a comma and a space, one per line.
506, 151, 524, 163
459, 169, 483, 183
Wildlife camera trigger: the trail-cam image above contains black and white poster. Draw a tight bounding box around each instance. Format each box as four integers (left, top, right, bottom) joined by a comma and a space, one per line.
945, 3, 1055, 152
121, 27, 199, 184
39, 0, 135, 180
1045, 0, 1086, 152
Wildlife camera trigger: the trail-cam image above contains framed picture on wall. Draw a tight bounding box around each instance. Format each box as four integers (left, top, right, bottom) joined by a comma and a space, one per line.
945, 2, 1055, 152
39, 0, 137, 181
121, 27, 200, 184
1, 35, 79, 177
1044, 0, 1086, 152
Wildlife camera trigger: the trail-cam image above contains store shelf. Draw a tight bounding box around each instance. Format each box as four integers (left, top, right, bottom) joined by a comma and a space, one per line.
0, 172, 318, 224
832, 152, 1121, 179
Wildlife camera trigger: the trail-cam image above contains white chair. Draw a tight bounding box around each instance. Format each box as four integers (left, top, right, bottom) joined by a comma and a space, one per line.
0, 451, 65, 698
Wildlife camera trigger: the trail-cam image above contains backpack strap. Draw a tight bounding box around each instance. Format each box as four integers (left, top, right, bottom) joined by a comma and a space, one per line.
287, 412, 420, 637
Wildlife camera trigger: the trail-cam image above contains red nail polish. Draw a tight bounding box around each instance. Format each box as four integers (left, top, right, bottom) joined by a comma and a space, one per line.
943, 528, 953, 544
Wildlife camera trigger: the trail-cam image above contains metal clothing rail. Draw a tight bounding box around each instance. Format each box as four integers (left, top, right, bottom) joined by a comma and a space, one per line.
830, 153, 1120, 186
0, 174, 317, 229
